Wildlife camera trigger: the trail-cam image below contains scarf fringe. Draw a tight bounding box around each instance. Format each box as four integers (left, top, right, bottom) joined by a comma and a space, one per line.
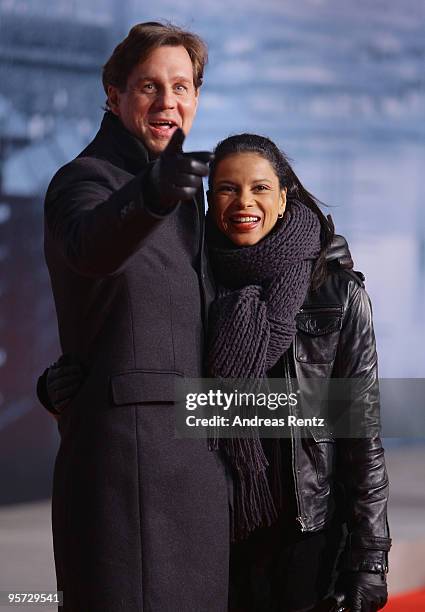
228, 438, 278, 541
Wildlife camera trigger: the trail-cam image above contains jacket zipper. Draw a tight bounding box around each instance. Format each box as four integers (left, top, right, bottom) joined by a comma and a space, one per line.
296, 516, 307, 530
283, 352, 306, 532
298, 305, 343, 315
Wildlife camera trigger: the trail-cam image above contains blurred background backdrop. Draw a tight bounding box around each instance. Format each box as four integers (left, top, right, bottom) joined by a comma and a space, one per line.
0, 0, 424, 606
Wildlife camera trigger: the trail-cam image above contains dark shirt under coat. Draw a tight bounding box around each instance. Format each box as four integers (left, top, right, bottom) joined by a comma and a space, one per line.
44, 112, 229, 612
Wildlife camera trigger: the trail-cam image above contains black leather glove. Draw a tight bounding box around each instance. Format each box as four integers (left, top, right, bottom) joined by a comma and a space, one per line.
325, 215, 353, 270
148, 128, 213, 211
337, 571, 388, 612
45, 354, 86, 415
313, 593, 348, 611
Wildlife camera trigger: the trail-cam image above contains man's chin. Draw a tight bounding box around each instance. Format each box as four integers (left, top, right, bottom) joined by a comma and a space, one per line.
144, 136, 172, 157
143, 125, 181, 154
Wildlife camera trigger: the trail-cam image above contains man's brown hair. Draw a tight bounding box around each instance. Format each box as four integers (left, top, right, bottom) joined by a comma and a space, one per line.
102, 21, 208, 106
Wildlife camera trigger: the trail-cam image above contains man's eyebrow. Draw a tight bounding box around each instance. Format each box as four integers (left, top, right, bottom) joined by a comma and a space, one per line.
134, 75, 193, 84
172, 75, 192, 82
134, 76, 155, 85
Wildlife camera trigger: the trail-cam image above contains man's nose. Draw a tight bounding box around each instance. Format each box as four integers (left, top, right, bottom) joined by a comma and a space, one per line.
153, 87, 176, 109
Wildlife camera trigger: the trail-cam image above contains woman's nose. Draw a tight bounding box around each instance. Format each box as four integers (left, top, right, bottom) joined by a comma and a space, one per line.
236, 189, 255, 207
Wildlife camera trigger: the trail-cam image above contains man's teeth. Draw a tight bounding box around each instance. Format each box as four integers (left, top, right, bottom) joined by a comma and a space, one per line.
231, 216, 260, 223
151, 121, 174, 128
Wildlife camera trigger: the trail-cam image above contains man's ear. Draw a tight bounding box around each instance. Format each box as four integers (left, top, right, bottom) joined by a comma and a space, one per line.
107, 85, 121, 116
194, 87, 200, 110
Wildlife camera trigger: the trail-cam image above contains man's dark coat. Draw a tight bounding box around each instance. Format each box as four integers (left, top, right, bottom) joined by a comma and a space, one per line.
44, 112, 229, 612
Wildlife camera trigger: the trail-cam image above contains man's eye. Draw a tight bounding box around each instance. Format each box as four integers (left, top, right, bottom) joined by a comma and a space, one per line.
143, 83, 156, 92
218, 185, 235, 193
175, 84, 188, 93
254, 185, 268, 191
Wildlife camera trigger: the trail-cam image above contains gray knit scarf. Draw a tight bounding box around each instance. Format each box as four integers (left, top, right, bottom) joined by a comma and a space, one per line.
206, 200, 321, 541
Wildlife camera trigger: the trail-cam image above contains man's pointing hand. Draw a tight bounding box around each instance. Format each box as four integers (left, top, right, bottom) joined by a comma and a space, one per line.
149, 128, 214, 210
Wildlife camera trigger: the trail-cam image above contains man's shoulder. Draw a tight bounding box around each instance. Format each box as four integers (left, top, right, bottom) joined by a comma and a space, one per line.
50, 155, 121, 183
46, 155, 128, 201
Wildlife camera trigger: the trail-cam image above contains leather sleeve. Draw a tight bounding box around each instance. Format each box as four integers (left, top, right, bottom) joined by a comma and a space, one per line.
44, 158, 179, 278
334, 281, 391, 572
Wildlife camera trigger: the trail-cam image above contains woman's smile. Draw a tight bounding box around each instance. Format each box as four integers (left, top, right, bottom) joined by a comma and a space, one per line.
228, 213, 262, 232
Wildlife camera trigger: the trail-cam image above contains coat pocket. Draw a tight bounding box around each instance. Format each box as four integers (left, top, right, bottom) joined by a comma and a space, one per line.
295, 305, 343, 364
110, 369, 184, 406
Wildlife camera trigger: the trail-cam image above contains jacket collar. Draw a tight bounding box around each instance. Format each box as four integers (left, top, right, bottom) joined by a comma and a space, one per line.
90, 111, 151, 175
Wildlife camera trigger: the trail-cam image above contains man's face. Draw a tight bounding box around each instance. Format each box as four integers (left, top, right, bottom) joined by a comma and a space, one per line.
108, 45, 199, 155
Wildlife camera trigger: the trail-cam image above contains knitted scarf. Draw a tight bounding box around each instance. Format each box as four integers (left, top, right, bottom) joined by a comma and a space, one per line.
206, 200, 321, 541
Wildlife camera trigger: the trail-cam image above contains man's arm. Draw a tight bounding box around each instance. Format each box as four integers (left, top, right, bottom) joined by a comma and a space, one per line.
45, 158, 176, 278
45, 128, 212, 278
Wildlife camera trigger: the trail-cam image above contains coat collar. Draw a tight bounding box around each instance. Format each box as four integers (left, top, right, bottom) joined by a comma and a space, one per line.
87, 111, 151, 175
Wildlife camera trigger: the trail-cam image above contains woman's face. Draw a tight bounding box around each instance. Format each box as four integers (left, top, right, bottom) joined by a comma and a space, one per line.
209, 152, 287, 246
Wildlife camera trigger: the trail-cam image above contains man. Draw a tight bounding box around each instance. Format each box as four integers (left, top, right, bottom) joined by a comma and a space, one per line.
44, 22, 229, 612
42, 20, 356, 612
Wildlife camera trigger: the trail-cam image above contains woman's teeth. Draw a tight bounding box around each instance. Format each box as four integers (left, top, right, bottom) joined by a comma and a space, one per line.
231, 216, 260, 223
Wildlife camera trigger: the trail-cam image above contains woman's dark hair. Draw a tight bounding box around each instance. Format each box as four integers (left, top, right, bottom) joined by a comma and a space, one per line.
208, 133, 334, 289
102, 21, 208, 108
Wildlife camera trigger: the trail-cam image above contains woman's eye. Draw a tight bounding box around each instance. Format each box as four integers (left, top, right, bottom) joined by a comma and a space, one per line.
253, 185, 268, 191
218, 185, 235, 193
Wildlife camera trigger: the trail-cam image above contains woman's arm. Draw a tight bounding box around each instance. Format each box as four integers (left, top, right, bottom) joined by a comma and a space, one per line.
36, 355, 85, 418
334, 283, 391, 567
333, 281, 390, 611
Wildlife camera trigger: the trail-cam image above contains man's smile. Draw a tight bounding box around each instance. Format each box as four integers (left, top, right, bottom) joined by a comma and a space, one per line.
147, 118, 179, 139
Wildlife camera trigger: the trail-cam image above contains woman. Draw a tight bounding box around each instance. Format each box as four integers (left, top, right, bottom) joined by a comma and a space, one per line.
203, 134, 390, 612
38, 134, 390, 612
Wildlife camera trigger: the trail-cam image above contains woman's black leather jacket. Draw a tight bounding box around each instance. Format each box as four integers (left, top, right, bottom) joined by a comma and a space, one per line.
274, 265, 391, 574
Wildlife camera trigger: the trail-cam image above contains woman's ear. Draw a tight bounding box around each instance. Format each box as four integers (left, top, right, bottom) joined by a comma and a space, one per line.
279, 187, 287, 216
